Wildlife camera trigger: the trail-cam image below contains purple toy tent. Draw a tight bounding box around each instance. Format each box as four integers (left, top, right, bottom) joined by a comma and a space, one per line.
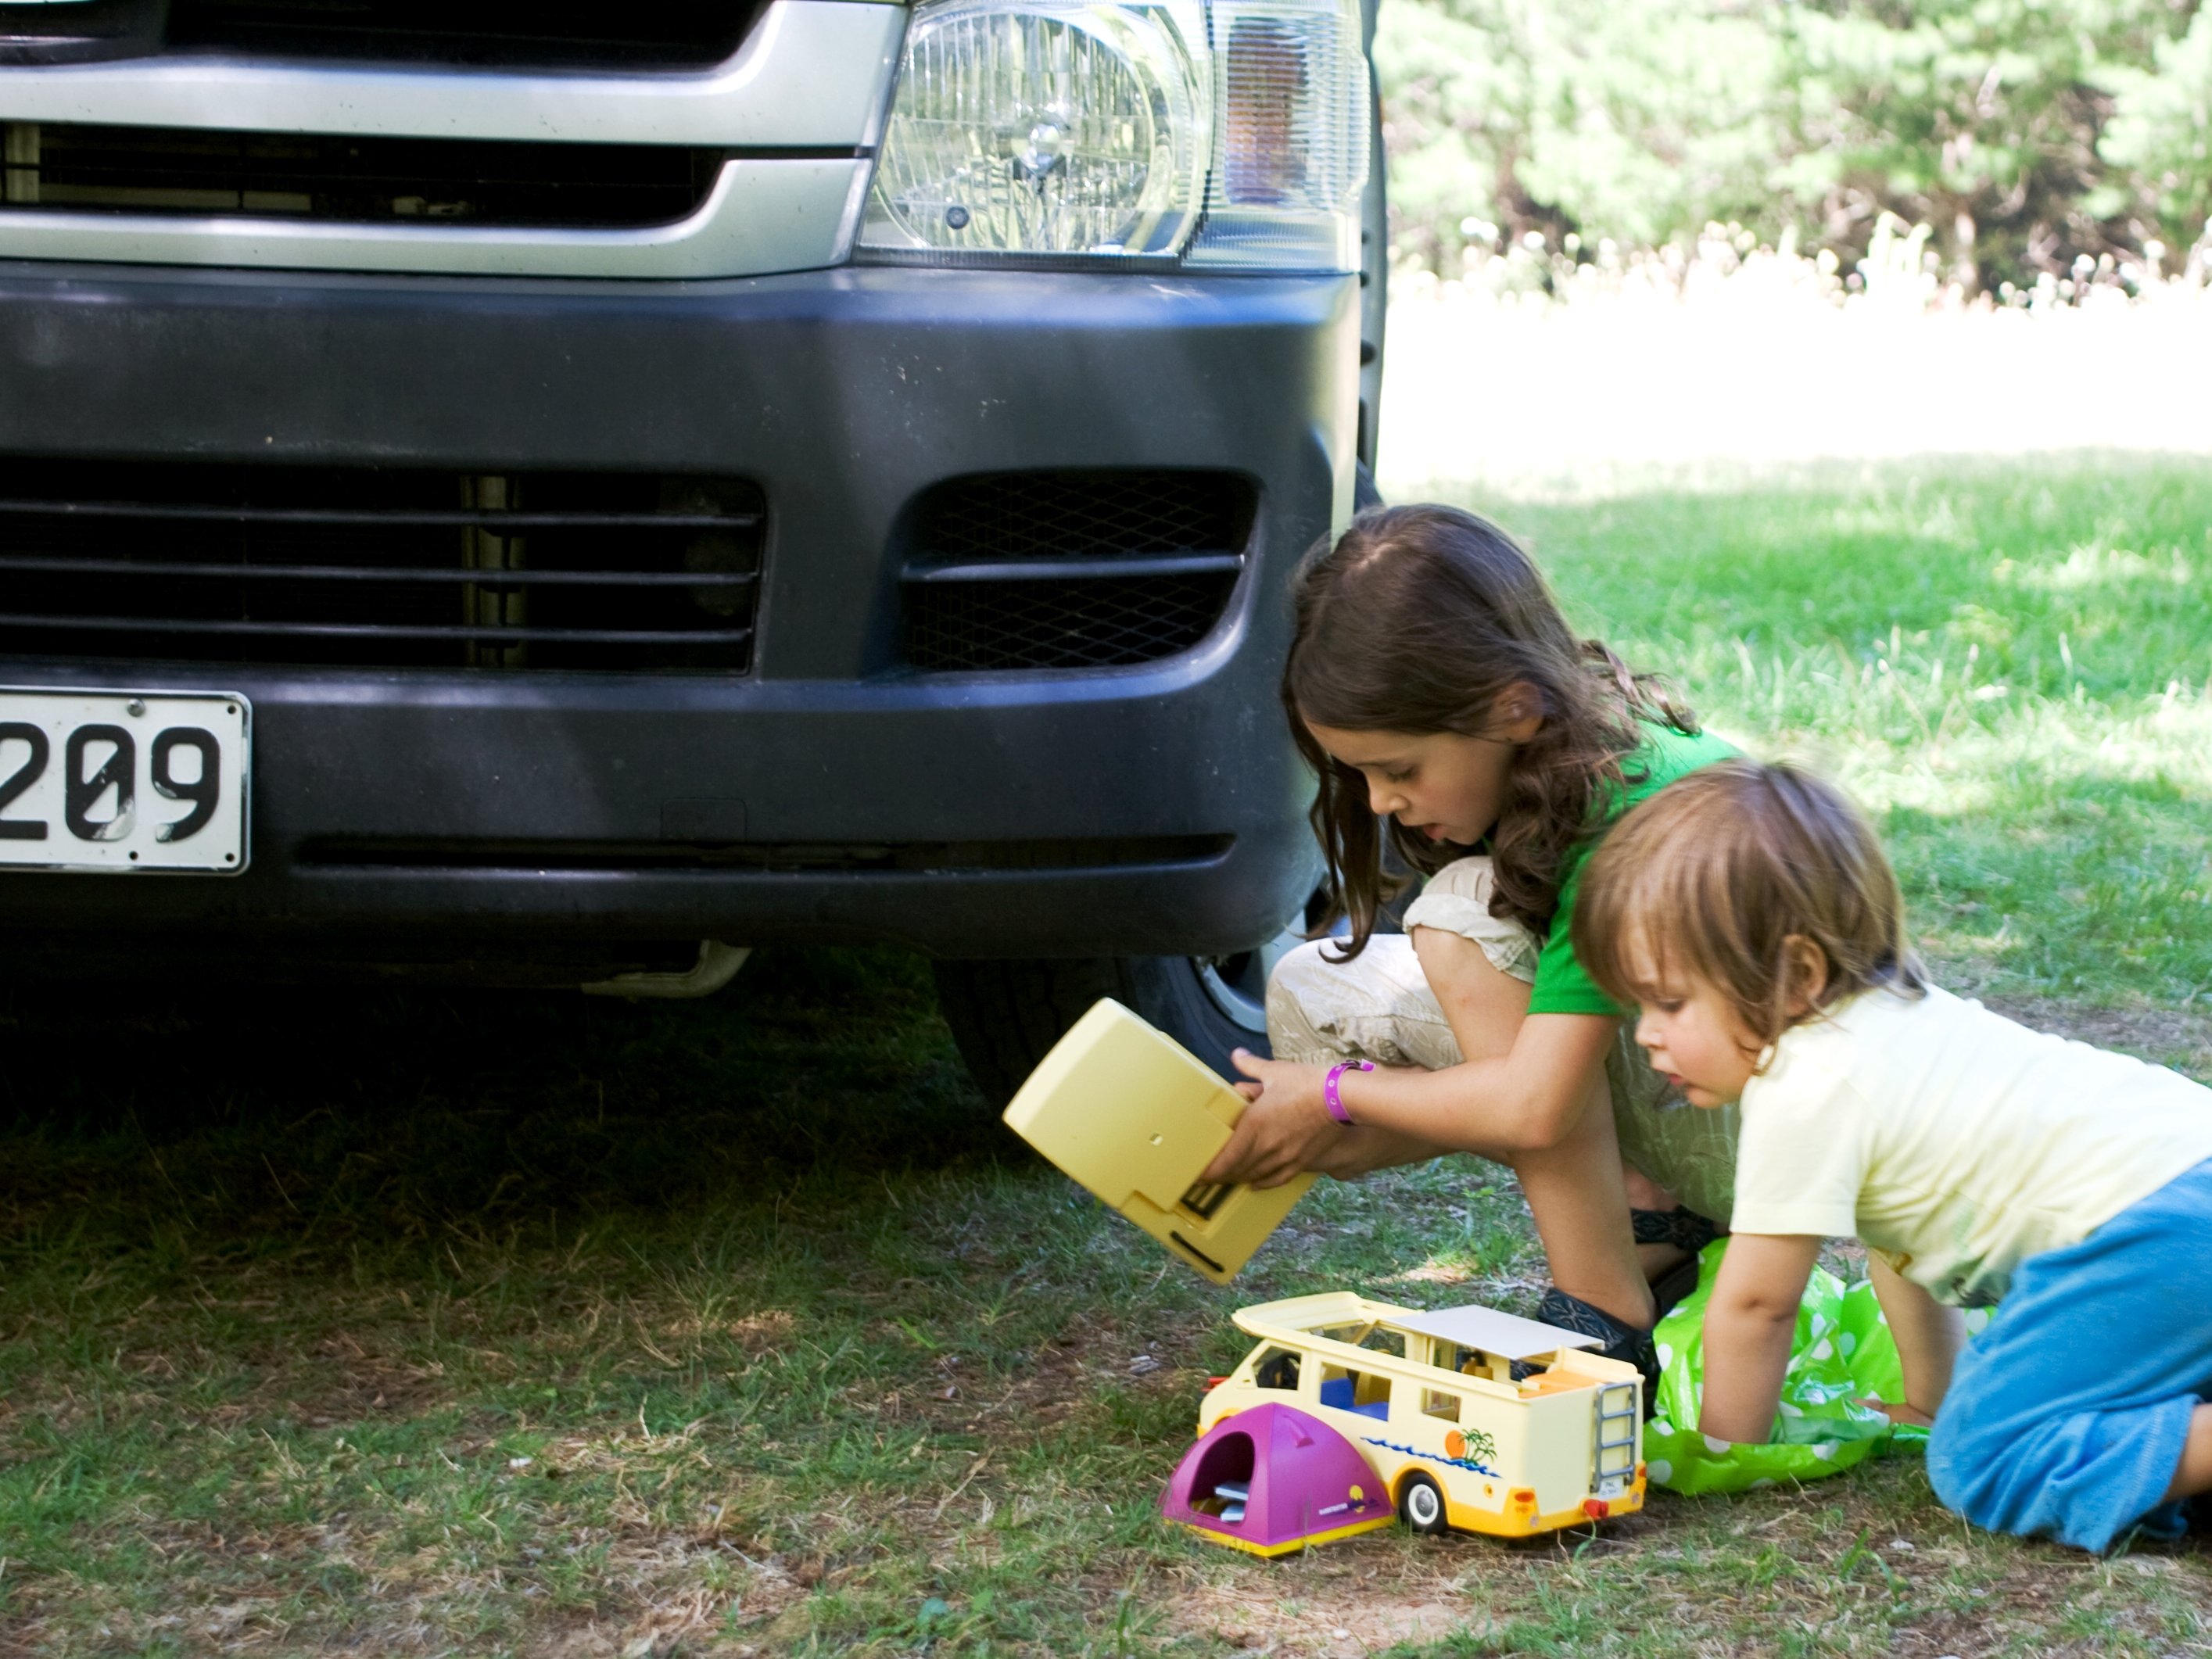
1161, 1402, 1396, 1556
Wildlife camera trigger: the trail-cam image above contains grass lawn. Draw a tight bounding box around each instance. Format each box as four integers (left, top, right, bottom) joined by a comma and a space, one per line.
5, 457, 2212, 1657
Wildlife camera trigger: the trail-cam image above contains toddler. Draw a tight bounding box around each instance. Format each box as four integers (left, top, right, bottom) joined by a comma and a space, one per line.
1572, 758, 2212, 1551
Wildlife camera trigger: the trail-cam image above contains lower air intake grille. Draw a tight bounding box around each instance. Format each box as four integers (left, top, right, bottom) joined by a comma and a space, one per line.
0, 124, 721, 229
0, 462, 762, 673
904, 471, 1254, 672
909, 573, 1237, 671
920, 469, 1251, 562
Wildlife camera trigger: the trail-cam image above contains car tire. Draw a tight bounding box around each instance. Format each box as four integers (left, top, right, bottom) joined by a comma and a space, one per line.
1399, 1471, 1448, 1535
934, 936, 1292, 1110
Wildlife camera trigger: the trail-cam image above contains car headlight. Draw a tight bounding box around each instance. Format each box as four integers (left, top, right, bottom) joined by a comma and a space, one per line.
857, 0, 1368, 272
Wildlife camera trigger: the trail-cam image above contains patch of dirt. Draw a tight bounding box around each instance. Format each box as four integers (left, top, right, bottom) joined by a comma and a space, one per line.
1977, 994, 2212, 1077
722, 1309, 798, 1350
1141, 1470, 2210, 1659
540, 1575, 779, 1659
851, 1322, 1206, 1439
232, 1328, 451, 1428
1166, 1571, 1492, 1655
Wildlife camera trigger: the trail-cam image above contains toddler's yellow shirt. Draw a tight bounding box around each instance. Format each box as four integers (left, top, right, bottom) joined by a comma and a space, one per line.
1733, 985, 2212, 1306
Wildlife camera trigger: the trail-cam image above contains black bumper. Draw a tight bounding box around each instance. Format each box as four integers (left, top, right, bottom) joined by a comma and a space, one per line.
0, 260, 1355, 971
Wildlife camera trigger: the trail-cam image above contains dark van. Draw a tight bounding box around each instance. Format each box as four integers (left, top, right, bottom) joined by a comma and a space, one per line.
0, 0, 1383, 1089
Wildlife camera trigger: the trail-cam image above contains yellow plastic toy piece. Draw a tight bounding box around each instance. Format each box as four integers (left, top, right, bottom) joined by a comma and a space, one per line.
1002, 998, 1313, 1284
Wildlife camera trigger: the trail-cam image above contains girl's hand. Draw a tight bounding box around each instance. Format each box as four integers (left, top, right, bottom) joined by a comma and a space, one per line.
1199, 1050, 1336, 1188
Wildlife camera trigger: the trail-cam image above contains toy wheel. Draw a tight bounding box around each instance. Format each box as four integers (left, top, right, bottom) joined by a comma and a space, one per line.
1399, 1472, 1448, 1535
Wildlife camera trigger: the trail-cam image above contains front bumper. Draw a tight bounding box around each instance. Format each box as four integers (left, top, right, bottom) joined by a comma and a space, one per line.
0, 259, 1356, 971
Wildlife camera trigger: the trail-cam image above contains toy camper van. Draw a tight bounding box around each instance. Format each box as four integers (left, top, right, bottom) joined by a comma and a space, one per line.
1002, 998, 1312, 1284
1167, 1292, 1644, 1547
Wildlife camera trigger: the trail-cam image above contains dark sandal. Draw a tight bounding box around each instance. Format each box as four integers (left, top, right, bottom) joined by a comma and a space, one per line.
1532, 1287, 1658, 1395
1631, 1206, 1723, 1254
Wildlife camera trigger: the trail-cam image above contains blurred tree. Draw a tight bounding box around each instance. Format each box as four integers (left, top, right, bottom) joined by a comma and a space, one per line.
2099, 4, 2212, 266
1777, 0, 2182, 291
1376, 0, 1783, 270
1373, 0, 1553, 270
1518, 0, 1784, 249
1375, 0, 2203, 290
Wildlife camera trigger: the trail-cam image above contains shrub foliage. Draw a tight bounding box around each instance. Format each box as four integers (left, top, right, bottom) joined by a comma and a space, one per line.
1378, 0, 2212, 290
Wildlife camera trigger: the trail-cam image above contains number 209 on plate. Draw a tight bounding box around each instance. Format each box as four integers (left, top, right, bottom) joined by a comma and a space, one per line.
0, 689, 250, 874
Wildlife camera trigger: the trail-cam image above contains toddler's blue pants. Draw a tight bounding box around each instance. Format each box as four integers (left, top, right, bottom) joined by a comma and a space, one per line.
1927, 1159, 2212, 1553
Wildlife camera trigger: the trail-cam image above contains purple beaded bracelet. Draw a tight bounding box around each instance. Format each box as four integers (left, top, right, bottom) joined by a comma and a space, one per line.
1323, 1059, 1374, 1126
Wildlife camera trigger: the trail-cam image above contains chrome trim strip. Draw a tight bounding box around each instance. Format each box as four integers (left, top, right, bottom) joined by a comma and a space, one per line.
0, 156, 870, 276
0, 1, 905, 149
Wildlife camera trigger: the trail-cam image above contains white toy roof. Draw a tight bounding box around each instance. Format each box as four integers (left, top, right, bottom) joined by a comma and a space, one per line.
1385, 1302, 1602, 1360
1233, 1291, 1606, 1362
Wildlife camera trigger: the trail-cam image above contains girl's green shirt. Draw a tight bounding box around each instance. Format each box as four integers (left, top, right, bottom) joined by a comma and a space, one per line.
1523, 722, 1740, 1018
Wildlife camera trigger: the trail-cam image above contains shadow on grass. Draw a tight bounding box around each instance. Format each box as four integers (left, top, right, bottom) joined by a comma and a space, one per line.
0, 947, 1266, 1654
0, 945, 1002, 1274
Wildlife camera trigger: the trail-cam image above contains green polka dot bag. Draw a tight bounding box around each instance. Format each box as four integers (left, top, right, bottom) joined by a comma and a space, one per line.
1643, 1240, 1974, 1495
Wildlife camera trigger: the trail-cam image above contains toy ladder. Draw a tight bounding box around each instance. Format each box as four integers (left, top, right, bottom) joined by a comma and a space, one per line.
1593, 1382, 1637, 1492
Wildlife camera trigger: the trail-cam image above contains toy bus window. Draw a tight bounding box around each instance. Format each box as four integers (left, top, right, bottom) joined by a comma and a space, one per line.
1420, 1387, 1462, 1424
1356, 1328, 1406, 1359
1252, 1346, 1302, 1391
1318, 1363, 1392, 1420
1314, 1323, 1367, 1346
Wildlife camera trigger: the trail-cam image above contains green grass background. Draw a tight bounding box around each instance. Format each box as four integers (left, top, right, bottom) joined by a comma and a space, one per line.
3, 459, 2210, 1655
1493, 460, 2212, 1009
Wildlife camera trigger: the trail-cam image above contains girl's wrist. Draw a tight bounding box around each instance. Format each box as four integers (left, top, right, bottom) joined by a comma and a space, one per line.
1322, 1059, 1374, 1126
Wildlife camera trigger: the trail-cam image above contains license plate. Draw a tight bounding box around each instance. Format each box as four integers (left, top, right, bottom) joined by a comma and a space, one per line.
0, 688, 250, 873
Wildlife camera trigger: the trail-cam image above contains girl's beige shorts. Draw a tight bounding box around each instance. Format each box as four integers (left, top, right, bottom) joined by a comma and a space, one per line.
1266, 855, 1740, 1223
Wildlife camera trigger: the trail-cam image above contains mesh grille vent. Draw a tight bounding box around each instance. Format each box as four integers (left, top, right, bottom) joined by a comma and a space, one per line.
905, 471, 1252, 672
909, 572, 1236, 672
920, 470, 1248, 562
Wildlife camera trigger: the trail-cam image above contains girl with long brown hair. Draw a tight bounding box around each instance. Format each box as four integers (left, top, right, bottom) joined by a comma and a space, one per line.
1202, 503, 1741, 1375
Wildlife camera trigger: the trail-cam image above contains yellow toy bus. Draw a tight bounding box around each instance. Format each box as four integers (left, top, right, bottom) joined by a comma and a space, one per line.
1193, 1292, 1645, 1539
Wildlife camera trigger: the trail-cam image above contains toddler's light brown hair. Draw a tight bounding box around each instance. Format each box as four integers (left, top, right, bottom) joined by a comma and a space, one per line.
1572, 758, 1926, 1046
